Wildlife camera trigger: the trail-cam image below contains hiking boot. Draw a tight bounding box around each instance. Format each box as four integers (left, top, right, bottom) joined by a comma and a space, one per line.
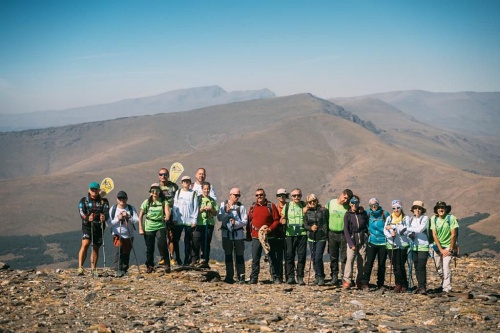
77, 267, 84, 276
343, 280, 351, 289
326, 277, 338, 286
90, 269, 98, 277
146, 266, 155, 274
197, 261, 210, 269
164, 267, 172, 273
317, 278, 325, 286
415, 287, 427, 295
170, 259, 176, 267
297, 277, 306, 286
249, 279, 258, 284
400, 286, 408, 293
360, 284, 369, 291
393, 284, 402, 293
286, 278, 297, 285
115, 270, 125, 278
158, 259, 165, 265
223, 277, 235, 284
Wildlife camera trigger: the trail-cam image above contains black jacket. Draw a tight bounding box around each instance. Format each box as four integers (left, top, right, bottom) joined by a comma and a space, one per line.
303, 206, 329, 242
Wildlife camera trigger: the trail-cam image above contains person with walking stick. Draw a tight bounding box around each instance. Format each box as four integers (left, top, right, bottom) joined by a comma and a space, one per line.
77, 182, 110, 276
192, 182, 218, 268
108, 191, 139, 277
406, 200, 430, 294
384, 200, 410, 293
343, 195, 368, 289
303, 194, 329, 286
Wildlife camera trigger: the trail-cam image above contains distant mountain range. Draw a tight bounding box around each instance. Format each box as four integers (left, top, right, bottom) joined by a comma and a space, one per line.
0, 85, 276, 131
0, 89, 499, 268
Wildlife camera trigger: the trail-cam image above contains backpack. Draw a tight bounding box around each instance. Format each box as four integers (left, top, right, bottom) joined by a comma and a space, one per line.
175, 189, 197, 206
246, 201, 273, 242
430, 214, 458, 249
110, 204, 134, 221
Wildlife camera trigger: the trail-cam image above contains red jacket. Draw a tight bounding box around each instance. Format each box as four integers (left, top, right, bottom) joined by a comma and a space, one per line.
248, 200, 280, 238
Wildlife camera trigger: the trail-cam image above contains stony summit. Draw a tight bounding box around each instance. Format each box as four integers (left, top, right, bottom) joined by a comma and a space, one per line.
0, 258, 499, 332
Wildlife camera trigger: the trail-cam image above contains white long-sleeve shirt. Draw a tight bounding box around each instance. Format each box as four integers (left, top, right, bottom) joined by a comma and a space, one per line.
107, 204, 139, 238
173, 189, 199, 225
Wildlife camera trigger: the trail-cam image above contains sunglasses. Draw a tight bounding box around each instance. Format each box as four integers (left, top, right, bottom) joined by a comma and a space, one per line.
308, 200, 318, 204
392, 207, 402, 210
255, 194, 264, 197
158, 173, 168, 177
369, 204, 378, 208
291, 194, 302, 198
150, 189, 160, 194
413, 207, 423, 210
277, 194, 288, 198
231, 193, 241, 197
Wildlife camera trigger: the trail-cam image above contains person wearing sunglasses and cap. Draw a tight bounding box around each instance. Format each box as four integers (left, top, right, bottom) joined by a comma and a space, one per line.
430, 201, 459, 293
157, 167, 178, 267
360, 198, 390, 290
342, 195, 369, 289
77, 182, 110, 276
217, 188, 248, 284
272, 188, 289, 283
384, 199, 410, 293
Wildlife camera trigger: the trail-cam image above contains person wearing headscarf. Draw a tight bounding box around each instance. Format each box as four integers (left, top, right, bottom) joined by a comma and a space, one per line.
384, 199, 409, 293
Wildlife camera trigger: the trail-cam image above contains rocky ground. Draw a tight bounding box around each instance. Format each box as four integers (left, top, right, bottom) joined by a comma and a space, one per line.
0, 257, 499, 333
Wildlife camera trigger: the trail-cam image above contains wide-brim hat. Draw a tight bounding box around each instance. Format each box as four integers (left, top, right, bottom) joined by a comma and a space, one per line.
433, 201, 451, 215
411, 200, 426, 214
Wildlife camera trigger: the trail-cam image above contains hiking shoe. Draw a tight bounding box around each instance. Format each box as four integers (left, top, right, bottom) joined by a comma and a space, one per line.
77, 267, 84, 276
287, 278, 297, 285
273, 278, 282, 285
360, 284, 369, 291
297, 277, 306, 286
198, 261, 210, 269
164, 267, 172, 273
343, 280, 351, 289
115, 270, 125, 278
90, 269, 98, 277
400, 286, 408, 293
317, 278, 325, 286
158, 259, 165, 265
249, 279, 258, 284
415, 287, 427, 295
326, 277, 338, 286
393, 284, 402, 293
223, 278, 235, 284
146, 266, 155, 274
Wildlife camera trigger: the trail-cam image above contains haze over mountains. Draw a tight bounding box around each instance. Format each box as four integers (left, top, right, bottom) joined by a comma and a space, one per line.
0, 85, 275, 131
0, 87, 499, 268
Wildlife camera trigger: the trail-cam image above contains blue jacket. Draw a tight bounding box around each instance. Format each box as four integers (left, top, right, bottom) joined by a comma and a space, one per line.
367, 207, 389, 246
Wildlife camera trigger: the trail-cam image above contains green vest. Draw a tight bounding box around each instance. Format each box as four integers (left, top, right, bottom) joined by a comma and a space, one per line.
284, 201, 306, 236
326, 199, 348, 232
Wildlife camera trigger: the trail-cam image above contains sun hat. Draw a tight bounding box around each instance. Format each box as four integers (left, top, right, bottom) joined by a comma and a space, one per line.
276, 188, 288, 196
391, 199, 402, 208
411, 200, 426, 213
433, 201, 451, 215
181, 176, 191, 182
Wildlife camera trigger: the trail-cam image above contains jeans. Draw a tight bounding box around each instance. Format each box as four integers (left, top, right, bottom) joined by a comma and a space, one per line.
173, 225, 193, 265
144, 228, 167, 268
222, 238, 245, 281
362, 242, 387, 286
191, 225, 214, 262
285, 235, 307, 279
328, 231, 347, 279
309, 240, 327, 279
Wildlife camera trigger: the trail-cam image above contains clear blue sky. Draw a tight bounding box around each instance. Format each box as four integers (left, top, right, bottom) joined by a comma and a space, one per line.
1, 0, 499, 114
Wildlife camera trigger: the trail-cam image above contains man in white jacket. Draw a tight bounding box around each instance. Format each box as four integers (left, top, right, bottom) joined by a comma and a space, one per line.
173, 176, 199, 266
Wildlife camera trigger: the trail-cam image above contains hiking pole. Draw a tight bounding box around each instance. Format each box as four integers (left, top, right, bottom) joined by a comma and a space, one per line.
389, 236, 394, 287
101, 222, 108, 277
118, 219, 122, 276
407, 240, 413, 293
307, 226, 316, 286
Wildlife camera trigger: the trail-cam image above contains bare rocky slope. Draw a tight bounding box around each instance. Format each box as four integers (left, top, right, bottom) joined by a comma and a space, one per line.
0, 257, 499, 333
0, 94, 499, 261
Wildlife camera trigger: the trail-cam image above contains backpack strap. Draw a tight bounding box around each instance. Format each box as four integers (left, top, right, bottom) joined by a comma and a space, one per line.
111, 204, 117, 220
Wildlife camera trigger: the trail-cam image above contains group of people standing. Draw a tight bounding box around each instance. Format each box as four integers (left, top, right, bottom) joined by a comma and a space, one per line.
77, 167, 459, 294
